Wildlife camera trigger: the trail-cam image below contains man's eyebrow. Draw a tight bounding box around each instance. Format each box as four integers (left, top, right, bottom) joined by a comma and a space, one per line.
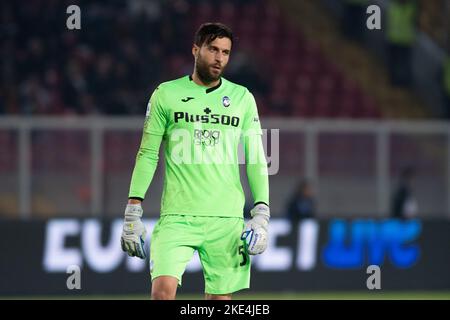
209, 45, 230, 53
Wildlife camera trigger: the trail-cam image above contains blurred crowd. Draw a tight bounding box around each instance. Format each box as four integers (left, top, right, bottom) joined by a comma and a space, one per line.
0, 0, 261, 116
1, 0, 448, 118
2, 0, 171, 115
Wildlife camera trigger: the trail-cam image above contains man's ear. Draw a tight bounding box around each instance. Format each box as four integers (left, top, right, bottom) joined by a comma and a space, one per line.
192, 44, 199, 58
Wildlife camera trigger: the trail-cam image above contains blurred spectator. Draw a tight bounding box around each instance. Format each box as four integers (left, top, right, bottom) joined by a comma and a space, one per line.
341, 0, 368, 43
441, 51, 450, 119
286, 179, 316, 221
390, 166, 419, 219
226, 51, 269, 96
0, 87, 5, 114
386, 0, 418, 87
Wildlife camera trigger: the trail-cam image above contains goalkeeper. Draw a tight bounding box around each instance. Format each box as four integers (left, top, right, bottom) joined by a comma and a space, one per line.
121, 23, 270, 300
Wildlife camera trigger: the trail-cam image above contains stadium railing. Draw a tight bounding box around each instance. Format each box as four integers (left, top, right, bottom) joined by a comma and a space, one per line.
0, 116, 449, 220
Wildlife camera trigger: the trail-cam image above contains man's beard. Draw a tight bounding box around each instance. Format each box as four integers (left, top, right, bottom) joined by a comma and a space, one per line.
195, 55, 223, 84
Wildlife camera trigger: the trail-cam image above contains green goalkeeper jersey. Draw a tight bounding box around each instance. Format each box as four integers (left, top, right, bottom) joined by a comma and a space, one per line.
129, 75, 269, 217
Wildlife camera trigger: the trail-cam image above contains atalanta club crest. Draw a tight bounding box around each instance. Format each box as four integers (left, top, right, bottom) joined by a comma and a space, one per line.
222, 96, 231, 107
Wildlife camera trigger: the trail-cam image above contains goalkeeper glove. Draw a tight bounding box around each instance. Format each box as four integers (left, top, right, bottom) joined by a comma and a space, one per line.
241, 203, 270, 255
120, 203, 147, 259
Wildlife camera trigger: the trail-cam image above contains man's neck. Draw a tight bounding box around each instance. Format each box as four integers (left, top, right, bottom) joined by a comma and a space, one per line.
191, 71, 220, 88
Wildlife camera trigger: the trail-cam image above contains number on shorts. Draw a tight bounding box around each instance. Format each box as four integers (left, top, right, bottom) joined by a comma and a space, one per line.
238, 245, 247, 266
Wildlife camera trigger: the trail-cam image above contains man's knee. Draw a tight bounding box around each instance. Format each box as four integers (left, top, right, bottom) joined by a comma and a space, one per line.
151, 276, 178, 300
151, 289, 176, 300
206, 293, 232, 300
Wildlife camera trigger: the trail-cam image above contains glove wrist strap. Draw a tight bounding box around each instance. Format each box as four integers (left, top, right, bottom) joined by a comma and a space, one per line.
125, 204, 143, 219
250, 203, 270, 220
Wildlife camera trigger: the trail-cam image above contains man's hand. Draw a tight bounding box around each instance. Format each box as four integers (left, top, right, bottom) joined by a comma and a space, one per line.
121, 203, 147, 259
241, 203, 270, 255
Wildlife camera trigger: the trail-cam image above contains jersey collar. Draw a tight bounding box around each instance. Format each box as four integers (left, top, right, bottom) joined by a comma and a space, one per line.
188, 75, 222, 94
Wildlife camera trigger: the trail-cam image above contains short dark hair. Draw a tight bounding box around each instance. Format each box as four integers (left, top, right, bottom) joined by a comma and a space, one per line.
194, 22, 234, 47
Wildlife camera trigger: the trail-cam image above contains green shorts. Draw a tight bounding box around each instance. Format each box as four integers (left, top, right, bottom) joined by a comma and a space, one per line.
149, 214, 251, 295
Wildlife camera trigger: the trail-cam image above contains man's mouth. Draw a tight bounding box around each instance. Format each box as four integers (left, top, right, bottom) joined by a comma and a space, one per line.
211, 65, 221, 71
